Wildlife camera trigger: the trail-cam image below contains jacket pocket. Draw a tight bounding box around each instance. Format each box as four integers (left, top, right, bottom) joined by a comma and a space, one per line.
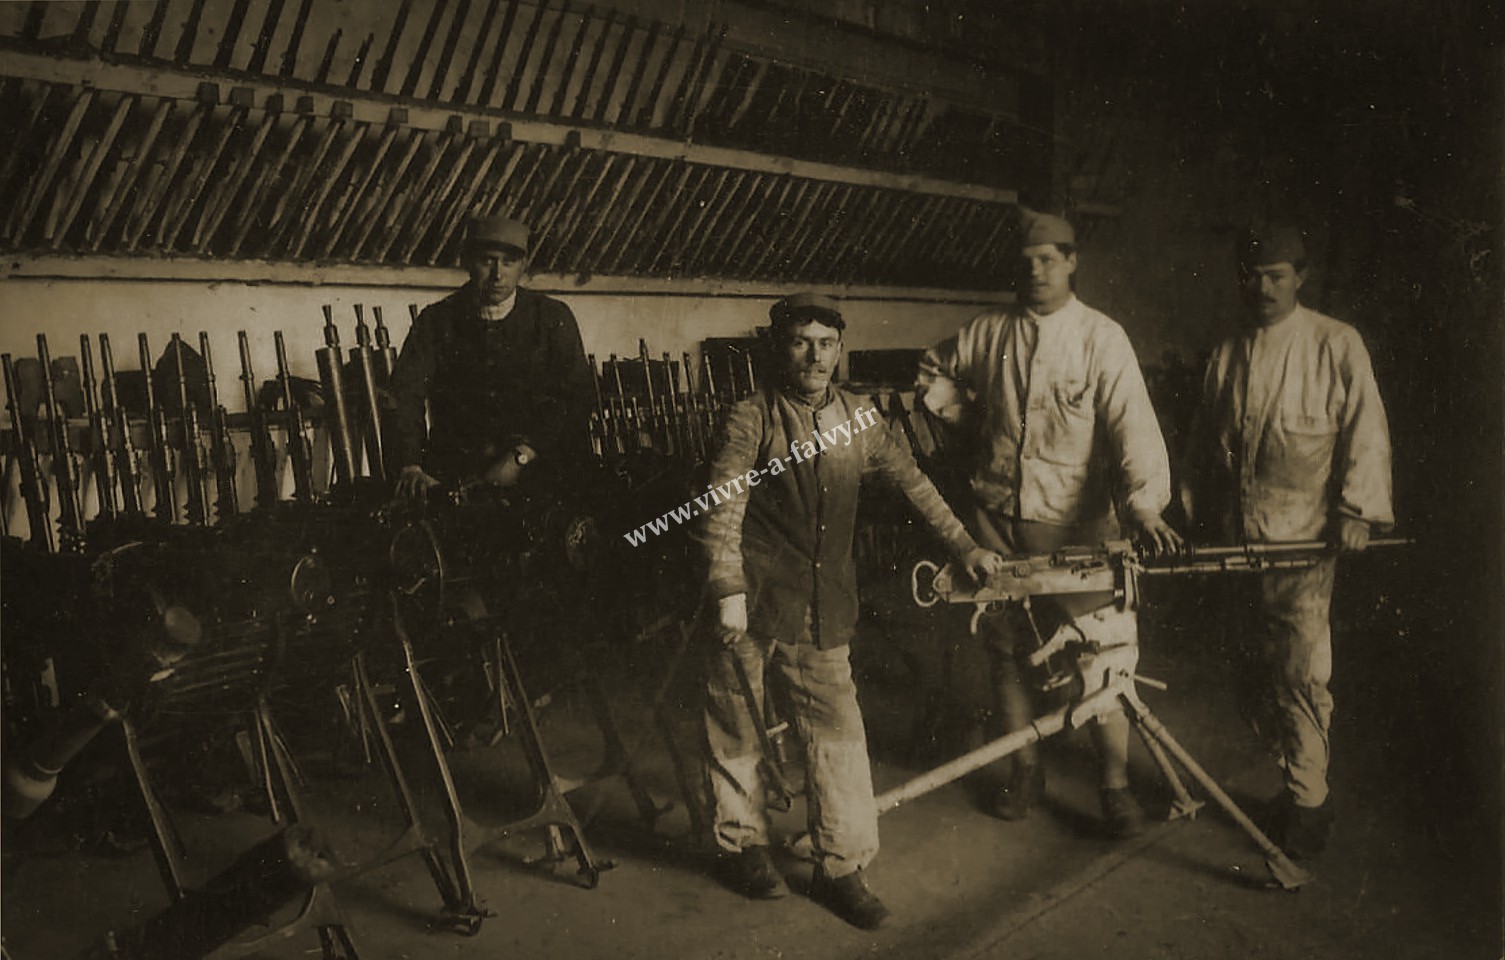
1035, 379, 1096, 465
1268, 412, 1337, 489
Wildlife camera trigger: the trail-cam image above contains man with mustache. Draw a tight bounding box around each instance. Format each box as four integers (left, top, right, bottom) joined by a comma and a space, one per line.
389, 215, 594, 498
1181, 224, 1392, 860
697, 292, 1002, 928
917, 208, 1182, 839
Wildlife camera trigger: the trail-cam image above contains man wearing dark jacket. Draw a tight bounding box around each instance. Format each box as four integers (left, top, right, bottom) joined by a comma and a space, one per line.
696, 292, 1002, 929
388, 216, 594, 497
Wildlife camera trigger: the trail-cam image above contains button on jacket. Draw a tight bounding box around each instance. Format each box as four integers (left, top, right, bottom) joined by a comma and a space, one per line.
697, 385, 979, 649
918, 296, 1171, 527
387, 284, 595, 481
1185, 305, 1393, 541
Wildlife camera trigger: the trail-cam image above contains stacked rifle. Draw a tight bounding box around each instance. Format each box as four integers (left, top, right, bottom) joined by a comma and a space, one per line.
586, 338, 758, 470
0, 306, 408, 552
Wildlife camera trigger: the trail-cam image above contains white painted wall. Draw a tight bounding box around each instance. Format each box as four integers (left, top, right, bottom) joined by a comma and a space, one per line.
0, 274, 996, 411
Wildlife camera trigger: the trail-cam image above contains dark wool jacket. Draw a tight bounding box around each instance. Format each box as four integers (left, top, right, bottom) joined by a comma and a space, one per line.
696, 384, 979, 649
387, 284, 594, 481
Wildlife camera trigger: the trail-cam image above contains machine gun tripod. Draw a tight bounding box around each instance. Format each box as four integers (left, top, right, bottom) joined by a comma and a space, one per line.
889, 537, 1410, 891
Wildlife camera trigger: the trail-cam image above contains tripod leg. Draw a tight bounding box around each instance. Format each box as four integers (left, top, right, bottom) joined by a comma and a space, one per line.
1131, 716, 1204, 820
1120, 696, 1313, 890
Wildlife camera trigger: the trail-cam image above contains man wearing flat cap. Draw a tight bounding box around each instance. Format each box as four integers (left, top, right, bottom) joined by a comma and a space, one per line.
388, 215, 594, 498
1181, 224, 1393, 860
917, 208, 1182, 839
696, 292, 1002, 928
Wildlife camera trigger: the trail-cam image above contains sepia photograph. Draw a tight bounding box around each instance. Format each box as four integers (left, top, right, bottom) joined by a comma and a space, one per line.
0, 0, 1499, 957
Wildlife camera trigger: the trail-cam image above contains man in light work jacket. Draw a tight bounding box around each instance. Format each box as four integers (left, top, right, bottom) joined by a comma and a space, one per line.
696, 292, 1002, 929
1181, 224, 1392, 860
917, 208, 1183, 838
388, 215, 595, 498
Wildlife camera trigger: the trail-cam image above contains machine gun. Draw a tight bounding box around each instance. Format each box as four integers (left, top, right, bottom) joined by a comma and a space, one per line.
891, 535, 1411, 892
316, 306, 357, 489
349, 305, 387, 482
912, 537, 1413, 635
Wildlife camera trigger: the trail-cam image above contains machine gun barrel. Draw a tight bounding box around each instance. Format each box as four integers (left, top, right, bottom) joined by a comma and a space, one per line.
274, 331, 315, 503
99, 334, 143, 515
316, 306, 357, 488
78, 334, 118, 521
37, 334, 85, 542
372, 306, 398, 380
3, 352, 56, 551
638, 339, 664, 450
199, 332, 239, 520
349, 305, 386, 481
138, 333, 178, 522
238, 331, 280, 507
1136, 537, 1414, 576
171, 333, 211, 525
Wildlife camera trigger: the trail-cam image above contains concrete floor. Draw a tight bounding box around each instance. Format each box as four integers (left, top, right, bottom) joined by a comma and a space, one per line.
4, 568, 1500, 960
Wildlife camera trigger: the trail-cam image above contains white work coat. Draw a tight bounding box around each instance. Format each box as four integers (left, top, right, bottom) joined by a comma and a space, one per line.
1185, 306, 1393, 542
918, 296, 1172, 527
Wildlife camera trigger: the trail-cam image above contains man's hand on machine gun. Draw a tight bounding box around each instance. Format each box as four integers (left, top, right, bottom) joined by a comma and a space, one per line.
1130, 512, 1186, 558
1332, 515, 1371, 553
961, 547, 1005, 583
717, 592, 748, 646
395, 464, 442, 501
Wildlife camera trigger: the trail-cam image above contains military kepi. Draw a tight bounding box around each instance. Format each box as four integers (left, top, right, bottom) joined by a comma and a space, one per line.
770, 291, 844, 326
1018, 208, 1076, 247
1238, 224, 1305, 266
466, 215, 530, 256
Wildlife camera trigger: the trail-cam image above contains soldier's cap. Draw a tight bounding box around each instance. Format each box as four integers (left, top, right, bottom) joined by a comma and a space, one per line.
1017, 208, 1076, 248
770, 292, 845, 330
465, 215, 530, 256
1237, 224, 1306, 267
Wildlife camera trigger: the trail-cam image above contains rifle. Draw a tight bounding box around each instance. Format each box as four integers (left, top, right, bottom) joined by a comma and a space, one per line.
3, 353, 55, 551
199, 332, 239, 521
98, 335, 142, 515
315, 307, 357, 488
912, 538, 1414, 636
78, 334, 118, 522
171, 334, 211, 525
274, 331, 315, 503
349, 305, 386, 481
238, 331, 280, 508
138, 334, 177, 522
38, 335, 85, 543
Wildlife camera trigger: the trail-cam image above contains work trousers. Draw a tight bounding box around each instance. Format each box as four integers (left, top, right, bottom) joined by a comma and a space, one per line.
1227, 558, 1336, 807
970, 509, 1133, 785
702, 629, 878, 879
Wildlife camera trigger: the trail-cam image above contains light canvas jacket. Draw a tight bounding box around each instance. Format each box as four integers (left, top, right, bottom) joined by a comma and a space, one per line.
1185, 305, 1393, 542
918, 296, 1172, 527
